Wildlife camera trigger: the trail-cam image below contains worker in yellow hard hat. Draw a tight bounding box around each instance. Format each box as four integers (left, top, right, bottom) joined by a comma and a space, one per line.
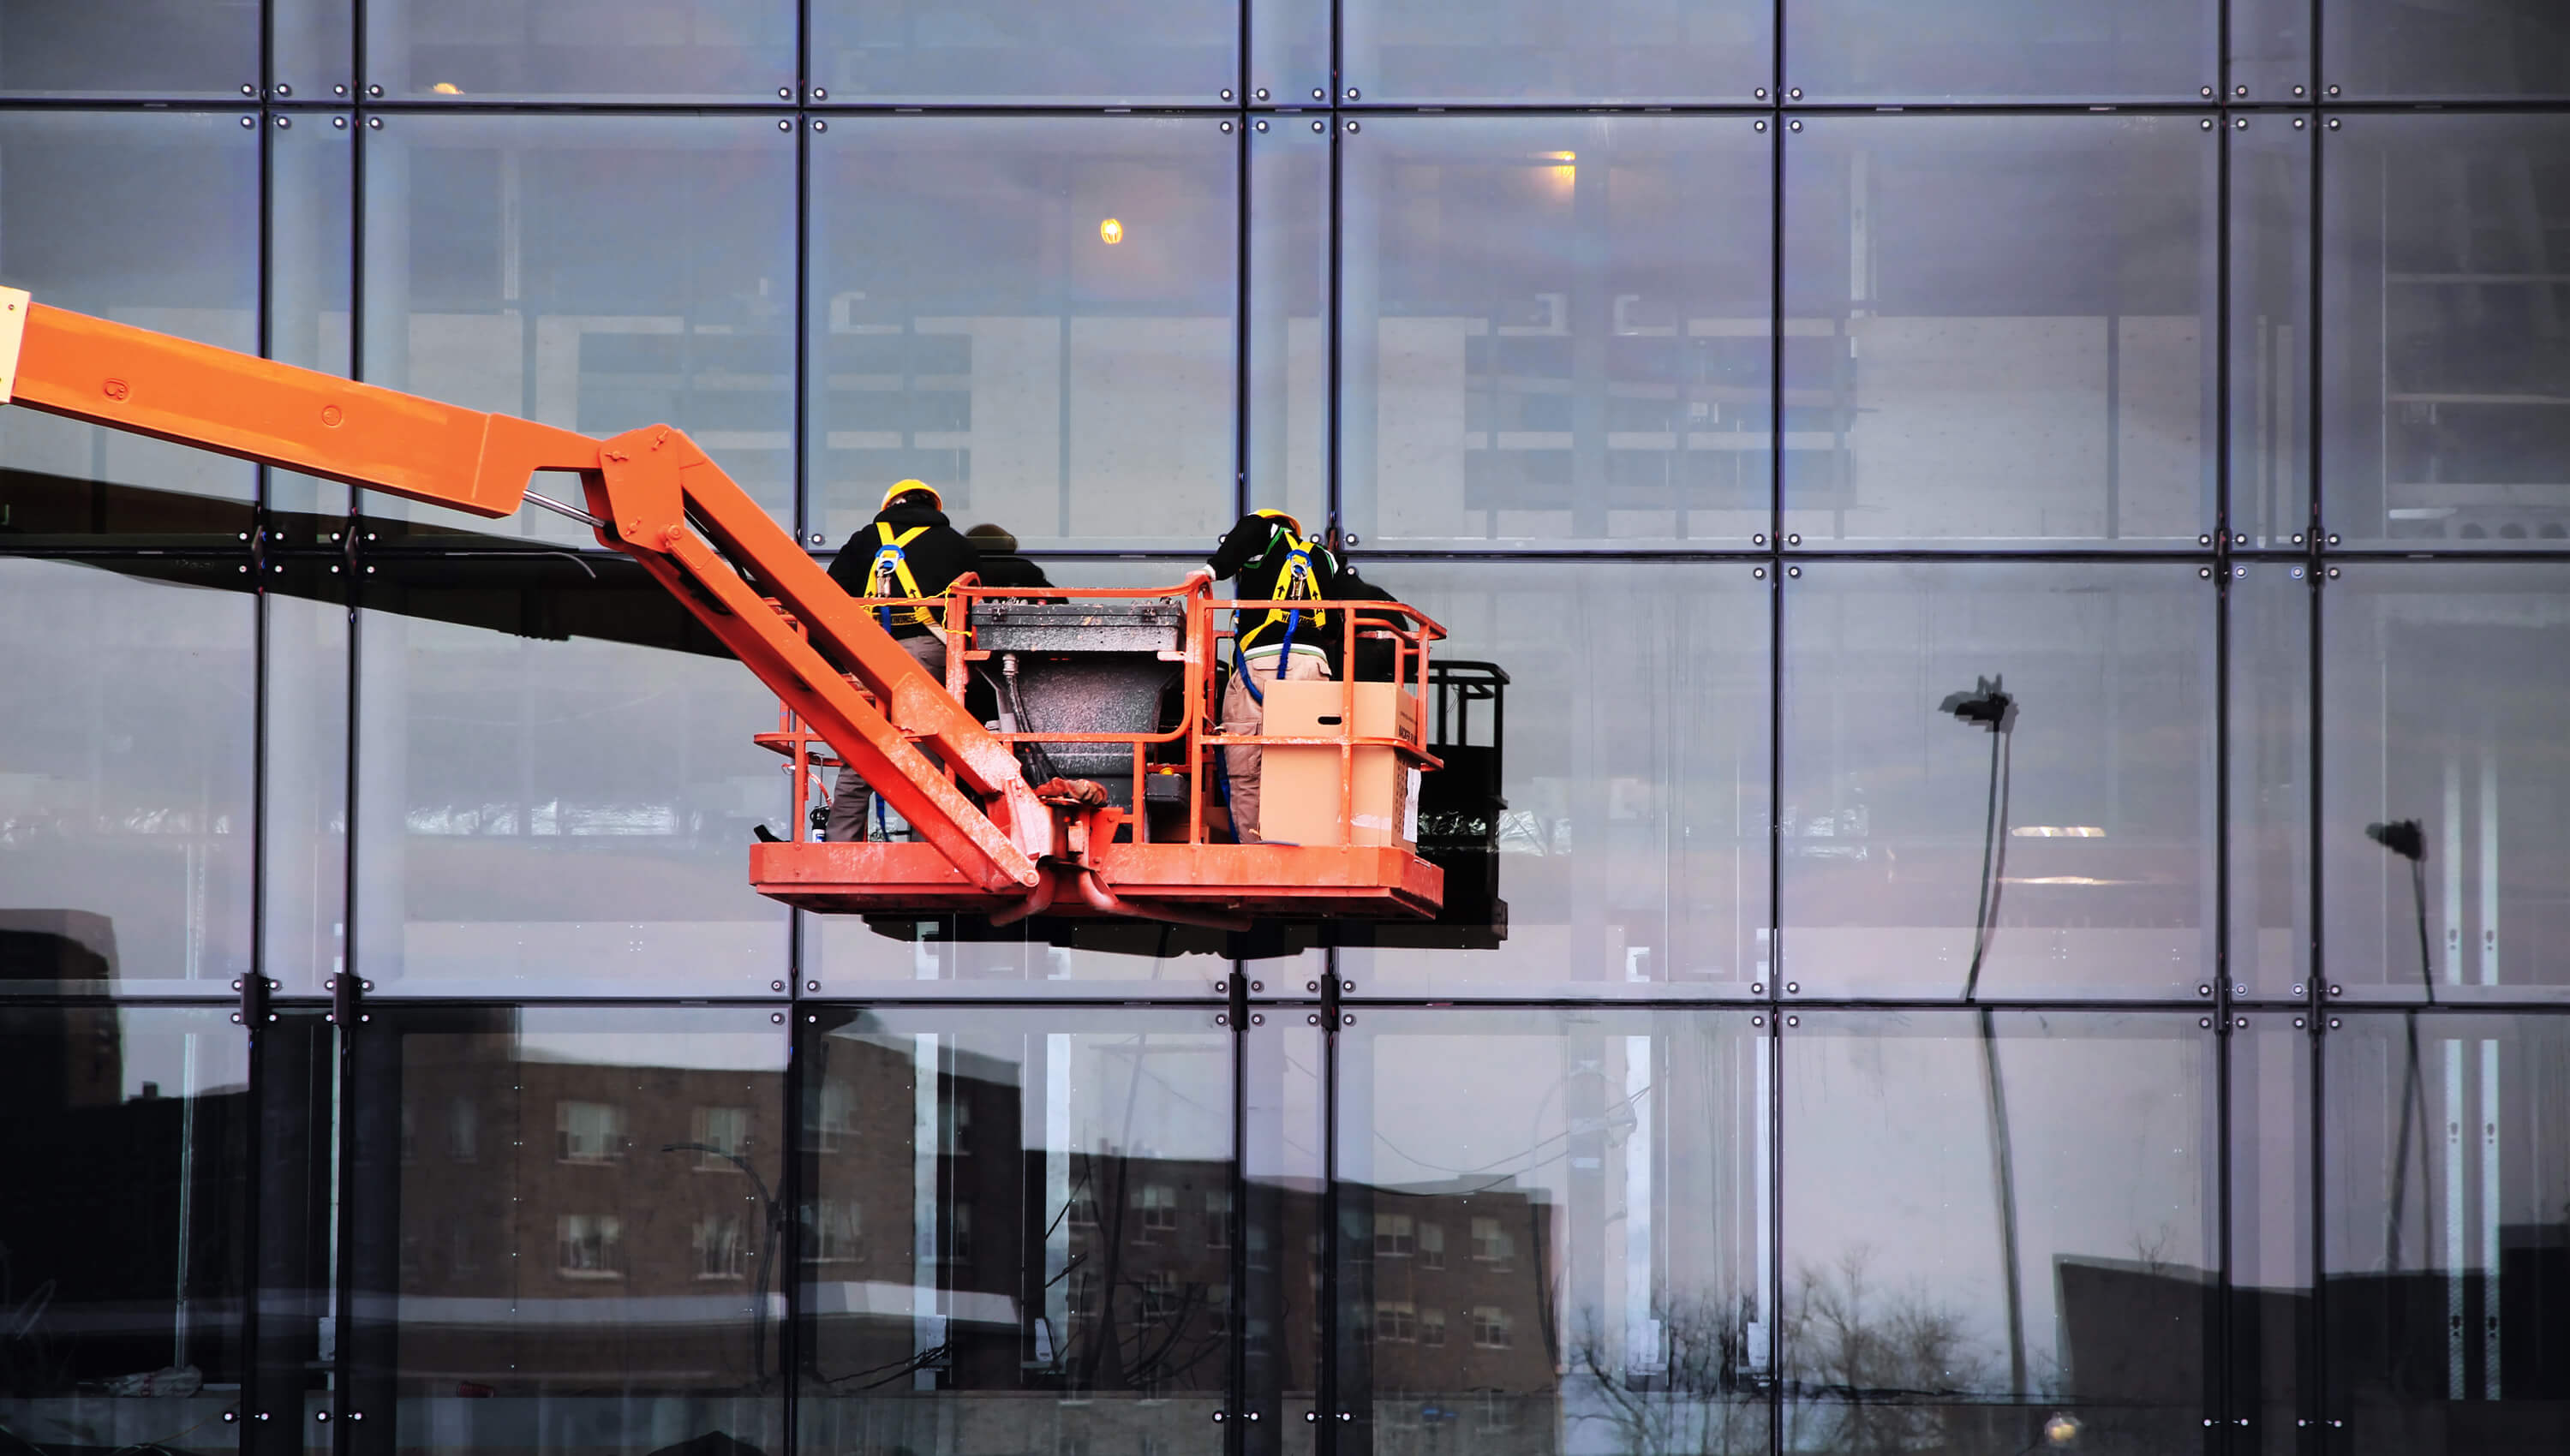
822, 480, 980, 840
1184, 508, 1351, 842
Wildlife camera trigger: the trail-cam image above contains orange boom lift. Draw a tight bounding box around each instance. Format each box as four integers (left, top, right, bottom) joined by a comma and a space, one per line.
0, 289, 1445, 932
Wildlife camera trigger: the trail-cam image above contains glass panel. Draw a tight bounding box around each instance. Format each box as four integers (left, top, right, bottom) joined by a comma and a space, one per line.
264, 562, 350, 996
0, 1006, 248, 1454
1784, 0, 2214, 102
351, 554, 788, 996
1781, 1011, 2214, 1452
1336, 560, 1771, 997
2321, 1012, 2570, 1442
2320, 564, 2570, 1004
0, 1, 256, 98
809, 117, 1237, 552
0, 111, 257, 542
1337, 1010, 1771, 1453
1782, 115, 2217, 548
1341, 116, 1773, 550
2232, 564, 2315, 1001
1779, 563, 2214, 1000
361, 0, 793, 101
248, 1010, 338, 1440
0, 558, 254, 994
2232, 1016, 2312, 1452
346, 1006, 786, 1454
1248, 0, 1329, 106
796, 1009, 1231, 1449
2319, 113, 2570, 546
2323, 0, 2570, 99
2232, 0, 2314, 103
1244, 1015, 1325, 1436
272, 0, 353, 98
811, 0, 1233, 103
1247, 122, 1328, 531
2232, 116, 2314, 549
359, 113, 797, 545
1341, 0, 1768, 104
269, 110, 355, 522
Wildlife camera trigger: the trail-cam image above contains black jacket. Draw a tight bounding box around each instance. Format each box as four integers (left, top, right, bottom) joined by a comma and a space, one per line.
1331, 570, 1404, 681
1207, 514, 1348, 654
829, 503, 978, 638
973, 552, 1054, 591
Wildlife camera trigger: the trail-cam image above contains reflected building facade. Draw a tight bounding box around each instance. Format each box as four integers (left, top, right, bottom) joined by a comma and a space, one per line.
2, 3, 2570, 1456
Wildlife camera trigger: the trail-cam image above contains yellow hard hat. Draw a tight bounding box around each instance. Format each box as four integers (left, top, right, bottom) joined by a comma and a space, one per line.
1252, 507, 1301, 535
882, 479, 941, 510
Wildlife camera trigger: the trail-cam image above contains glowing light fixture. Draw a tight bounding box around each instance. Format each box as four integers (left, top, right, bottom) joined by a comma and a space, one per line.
1098, 218, 1124, 245
2044, 1411, 2081, 1446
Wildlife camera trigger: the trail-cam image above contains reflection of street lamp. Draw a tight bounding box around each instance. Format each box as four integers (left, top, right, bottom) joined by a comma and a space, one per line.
1939, 675, 2027, 1405
2362, 819, 2436, 1275
2365, 819, 2436, 1001
662, 1143, 787, 1388
1939, 675, 2017, 1001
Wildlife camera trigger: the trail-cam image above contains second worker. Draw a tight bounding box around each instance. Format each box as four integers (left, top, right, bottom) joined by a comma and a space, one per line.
1187, 509, 1350, 843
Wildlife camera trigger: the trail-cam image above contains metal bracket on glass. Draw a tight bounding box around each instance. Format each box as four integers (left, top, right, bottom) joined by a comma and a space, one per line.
1320, 970, 1349, 1028
326, 972, 371, 1026
232, 973, 276, 1027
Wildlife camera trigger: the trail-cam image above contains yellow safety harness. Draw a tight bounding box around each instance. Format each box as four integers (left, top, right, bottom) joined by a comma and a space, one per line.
866, 522, 935, 630
1252, 522, 1328, 641
1241, 521, 1327, 704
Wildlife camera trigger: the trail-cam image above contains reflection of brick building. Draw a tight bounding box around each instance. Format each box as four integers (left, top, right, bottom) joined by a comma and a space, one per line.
1264, 1177, 1562, 1456
1354, 1179, 1559, 1375
384, 1029, 789, 1396
375, 1026, 1566, 1454
798, 1034, 1557, 1405
800, 1032, 1237, 1404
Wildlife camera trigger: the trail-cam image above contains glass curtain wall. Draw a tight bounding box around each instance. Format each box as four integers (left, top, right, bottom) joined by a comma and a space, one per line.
0, 5, 2567, 1456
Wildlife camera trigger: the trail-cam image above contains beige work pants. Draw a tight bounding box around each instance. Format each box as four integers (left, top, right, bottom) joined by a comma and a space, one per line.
1220, 650, 1329, 843
825, 632, 947, 842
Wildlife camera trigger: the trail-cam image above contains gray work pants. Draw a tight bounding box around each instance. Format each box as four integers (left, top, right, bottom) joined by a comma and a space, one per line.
824, 633, 947, 842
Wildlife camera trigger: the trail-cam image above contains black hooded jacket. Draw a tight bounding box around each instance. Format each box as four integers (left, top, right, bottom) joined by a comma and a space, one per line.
1206, 513, 1349, 654
829, 501, 979, 638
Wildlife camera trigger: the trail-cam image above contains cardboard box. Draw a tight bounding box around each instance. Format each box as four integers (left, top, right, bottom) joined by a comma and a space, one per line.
1257, 679, 1421, 848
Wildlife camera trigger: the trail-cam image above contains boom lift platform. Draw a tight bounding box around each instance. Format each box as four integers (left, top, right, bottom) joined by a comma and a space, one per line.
0, 289, 1446, 933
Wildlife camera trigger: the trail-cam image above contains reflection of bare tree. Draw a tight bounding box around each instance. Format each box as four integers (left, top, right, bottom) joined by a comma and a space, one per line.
0, 1248, 68, 1398
1567, 1290, 1766, 1456
1781, 1249, 1991, 1456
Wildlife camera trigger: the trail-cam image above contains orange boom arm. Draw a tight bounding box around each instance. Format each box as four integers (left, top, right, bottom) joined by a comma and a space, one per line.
0, 289, 1050, 892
